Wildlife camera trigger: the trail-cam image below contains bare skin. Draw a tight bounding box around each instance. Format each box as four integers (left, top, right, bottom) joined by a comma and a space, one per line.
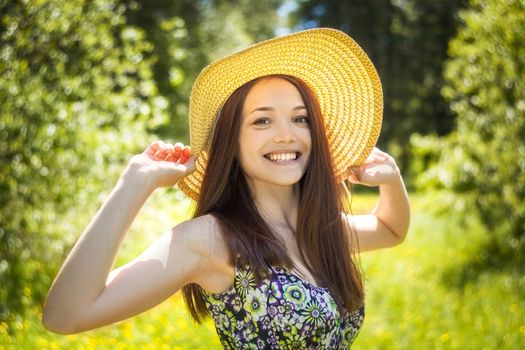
42, 78, 410, 334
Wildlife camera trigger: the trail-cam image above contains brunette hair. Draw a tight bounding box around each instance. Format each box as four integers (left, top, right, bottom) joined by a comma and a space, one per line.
182, 74, 364, 322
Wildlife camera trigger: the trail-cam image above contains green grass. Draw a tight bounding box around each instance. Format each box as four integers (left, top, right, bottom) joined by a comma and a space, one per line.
1, 191, 524, 349
354, 195, 525, 349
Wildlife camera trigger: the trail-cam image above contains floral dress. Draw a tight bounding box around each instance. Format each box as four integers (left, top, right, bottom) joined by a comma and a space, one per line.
201, 263, 365, 349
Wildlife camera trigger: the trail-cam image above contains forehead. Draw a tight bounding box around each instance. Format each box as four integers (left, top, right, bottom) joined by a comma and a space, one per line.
242, 77, 304, 112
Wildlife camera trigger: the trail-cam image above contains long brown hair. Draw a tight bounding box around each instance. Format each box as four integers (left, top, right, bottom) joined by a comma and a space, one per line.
182, 74, 364, 323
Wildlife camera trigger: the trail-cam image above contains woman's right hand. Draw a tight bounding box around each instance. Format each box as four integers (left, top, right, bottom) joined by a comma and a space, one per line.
125, 140, 196, 188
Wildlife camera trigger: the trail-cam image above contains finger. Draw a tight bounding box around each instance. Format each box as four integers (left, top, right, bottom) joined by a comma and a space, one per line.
372, 147, 390, 160
364, 169, 378, 177
145, 140, 164, 155
174, 142, 184, 150
179, 148, 191, 164
182, 146, 191, 158
155, 146, 169, 160
348, 173, 360, 184
364, 156, 381, 164
153, 141, 168, 157
172, 148, 182, 159
164, 143, 178, 160
171, 142, 183, 158
157, 140, 167, 149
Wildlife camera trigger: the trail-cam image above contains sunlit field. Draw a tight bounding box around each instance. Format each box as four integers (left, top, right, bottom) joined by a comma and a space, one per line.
2, 191, 523, 349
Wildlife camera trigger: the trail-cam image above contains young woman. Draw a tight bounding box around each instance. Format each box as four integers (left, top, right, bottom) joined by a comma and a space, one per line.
43, 28, 410, 349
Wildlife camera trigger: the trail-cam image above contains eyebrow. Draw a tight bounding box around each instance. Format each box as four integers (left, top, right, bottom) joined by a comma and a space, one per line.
249, 105, 307, 114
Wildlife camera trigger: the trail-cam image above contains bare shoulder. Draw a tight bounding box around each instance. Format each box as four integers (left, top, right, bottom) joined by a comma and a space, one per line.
172, 214, 233, 291
173, 214, 225, 257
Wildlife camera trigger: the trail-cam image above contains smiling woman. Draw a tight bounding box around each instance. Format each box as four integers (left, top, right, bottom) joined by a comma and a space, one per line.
43, 28, 409, 349
238, 77, 312, 189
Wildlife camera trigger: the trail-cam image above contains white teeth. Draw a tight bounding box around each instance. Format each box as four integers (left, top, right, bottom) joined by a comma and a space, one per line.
268, 152, 297, 161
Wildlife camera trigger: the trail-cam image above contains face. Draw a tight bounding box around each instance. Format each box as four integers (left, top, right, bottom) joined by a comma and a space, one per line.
237, 77, 312, 191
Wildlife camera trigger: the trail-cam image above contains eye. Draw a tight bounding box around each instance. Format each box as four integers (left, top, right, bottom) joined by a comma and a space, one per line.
253, 118, 271, 126
293, 115, 309, 124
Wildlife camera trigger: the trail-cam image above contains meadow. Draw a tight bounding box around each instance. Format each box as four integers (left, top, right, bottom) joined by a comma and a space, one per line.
1, 190, 523, 349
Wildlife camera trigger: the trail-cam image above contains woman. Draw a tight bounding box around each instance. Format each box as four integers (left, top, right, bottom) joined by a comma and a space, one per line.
43, 28, 410, 349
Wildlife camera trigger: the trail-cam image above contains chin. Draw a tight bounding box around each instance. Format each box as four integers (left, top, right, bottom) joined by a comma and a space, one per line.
243, 165, 306, 188
268, 174, 305, 187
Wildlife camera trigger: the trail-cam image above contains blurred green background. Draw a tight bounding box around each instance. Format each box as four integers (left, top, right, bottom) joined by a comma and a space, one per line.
1, 0, 523, 348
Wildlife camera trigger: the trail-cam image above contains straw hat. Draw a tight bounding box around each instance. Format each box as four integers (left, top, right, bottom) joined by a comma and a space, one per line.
178, 28, 383, 200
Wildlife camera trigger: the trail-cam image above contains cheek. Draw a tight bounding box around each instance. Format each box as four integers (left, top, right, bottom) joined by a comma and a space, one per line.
303, 129, 312, 150
302, 130, 313, 163
237, 148, 248, 167
239, 129, 263, 156
237, 143, 256, 173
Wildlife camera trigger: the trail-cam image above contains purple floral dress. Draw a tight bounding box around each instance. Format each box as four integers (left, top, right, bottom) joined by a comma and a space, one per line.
201, 263, 365, 349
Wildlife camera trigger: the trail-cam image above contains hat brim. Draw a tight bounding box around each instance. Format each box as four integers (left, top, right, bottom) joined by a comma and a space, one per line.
179, 28, 383, 200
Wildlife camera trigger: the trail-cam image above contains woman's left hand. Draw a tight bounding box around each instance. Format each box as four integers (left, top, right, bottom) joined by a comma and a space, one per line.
348, 147, 400, 187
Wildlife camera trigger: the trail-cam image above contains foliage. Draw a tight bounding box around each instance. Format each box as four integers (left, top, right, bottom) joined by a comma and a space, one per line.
415, 0, 525, 257
0, 0, 284, 329
1, 194, 523, 348
290, 0, 466, 174
120, 0, 283, 141
0, 0, 167, 323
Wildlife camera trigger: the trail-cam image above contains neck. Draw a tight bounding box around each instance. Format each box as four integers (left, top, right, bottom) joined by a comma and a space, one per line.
247, 181, 300, 230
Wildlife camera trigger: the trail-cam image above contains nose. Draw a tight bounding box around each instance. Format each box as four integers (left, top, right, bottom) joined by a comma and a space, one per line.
273, 120, 297, 143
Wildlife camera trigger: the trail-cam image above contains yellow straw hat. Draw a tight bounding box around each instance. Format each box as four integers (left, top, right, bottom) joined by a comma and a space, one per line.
178, 27, 383, 200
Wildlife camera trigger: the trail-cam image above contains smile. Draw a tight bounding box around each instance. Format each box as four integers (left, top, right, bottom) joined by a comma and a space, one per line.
263, 152, 301, 162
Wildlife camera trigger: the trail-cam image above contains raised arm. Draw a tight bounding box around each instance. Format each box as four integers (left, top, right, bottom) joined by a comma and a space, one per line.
345, 148, 410, 252
42, 141, 202, 334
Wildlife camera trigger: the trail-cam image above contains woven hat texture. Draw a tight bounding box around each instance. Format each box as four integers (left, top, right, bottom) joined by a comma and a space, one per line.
178, 28, 383, 200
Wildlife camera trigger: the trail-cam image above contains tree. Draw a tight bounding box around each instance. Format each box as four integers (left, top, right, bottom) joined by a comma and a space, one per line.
0, 0, 166, 323
120, 0, 283, 141
290, 0, 465, 181
419, 0, 525, 259
0, 0, 284, 326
